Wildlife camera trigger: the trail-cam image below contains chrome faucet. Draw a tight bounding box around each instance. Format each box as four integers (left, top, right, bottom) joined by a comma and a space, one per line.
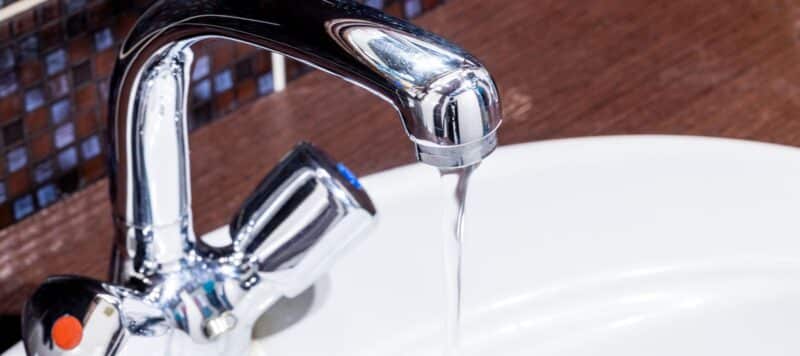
21, 1, 501, 355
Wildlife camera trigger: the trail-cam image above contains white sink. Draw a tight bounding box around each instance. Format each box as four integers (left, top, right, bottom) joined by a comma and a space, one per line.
7, 135, 800, 355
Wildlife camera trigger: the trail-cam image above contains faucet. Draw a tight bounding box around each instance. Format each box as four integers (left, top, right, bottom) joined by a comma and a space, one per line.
21, 1, 501, 355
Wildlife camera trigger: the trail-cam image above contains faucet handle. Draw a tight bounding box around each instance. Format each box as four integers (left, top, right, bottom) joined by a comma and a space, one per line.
22, 276, 169, 356
217, 142, 376, 298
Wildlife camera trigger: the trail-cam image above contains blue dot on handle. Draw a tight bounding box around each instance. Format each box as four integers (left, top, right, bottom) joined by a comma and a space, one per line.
337, 163, 363, 190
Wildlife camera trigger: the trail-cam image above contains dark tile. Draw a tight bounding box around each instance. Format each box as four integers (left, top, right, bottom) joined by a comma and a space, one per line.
36, 183, 59, 208
190, 102, 211, 130
12, 194, 34, 220
2, 120, 24, 145
0, 47, 14, 72
56, 168, 79, 193
0, 202, 13, 228
6, 146, 27, 173
71, 60, 92, 86
48, 73, 71, 99
0, 71, 18, 98
18, 35, 38, 62
18, 61, 42, 87
75, 84, 96, 112
235, 58, 253, 81
50, 98, 71, 125
30, 133, 53, 162
24, 87, 45, 112
39, 22, 64, 51
0, 182, 6, 204
45, 49, 68, 76
39, 0, 63, 23
66, 12, 88, 38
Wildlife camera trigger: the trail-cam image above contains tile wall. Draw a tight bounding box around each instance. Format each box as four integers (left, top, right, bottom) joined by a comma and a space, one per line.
0, 0, 446, 229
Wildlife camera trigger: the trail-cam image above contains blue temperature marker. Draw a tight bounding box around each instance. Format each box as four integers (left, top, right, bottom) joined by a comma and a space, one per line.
336, 163, 363, 190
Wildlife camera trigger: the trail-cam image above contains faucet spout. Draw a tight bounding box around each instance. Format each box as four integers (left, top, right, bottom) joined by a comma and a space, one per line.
108, 0, 502, 275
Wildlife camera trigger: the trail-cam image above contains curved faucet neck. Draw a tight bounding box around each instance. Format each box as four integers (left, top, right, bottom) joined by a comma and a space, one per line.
108, 0, 501, 278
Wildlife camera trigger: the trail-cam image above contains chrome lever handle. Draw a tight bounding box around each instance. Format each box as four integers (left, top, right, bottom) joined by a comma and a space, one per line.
201, 142, 376, 298
22, 276, 169, 356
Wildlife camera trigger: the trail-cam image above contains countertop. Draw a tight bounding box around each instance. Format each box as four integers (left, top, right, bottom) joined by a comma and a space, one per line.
1, 0, 799, 314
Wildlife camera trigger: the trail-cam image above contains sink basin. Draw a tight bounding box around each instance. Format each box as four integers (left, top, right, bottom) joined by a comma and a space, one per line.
7, 135, 800, 355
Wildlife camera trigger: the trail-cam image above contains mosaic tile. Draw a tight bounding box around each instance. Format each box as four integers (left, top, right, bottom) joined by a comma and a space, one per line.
93, 28, 113, 52
57, 146, 77, 171
405, 0, 423, 18
36, 183, 59, 207
54, 122, 75, 149
12, 194, 34, 220
213, 69, 234, 93
45, 49, 69, 76
2, 120, 24, 145
33, 160, 54, 184
80, 134, 100, 159
24, 88, 45, 112
0, 72, 18, 98
6, 147, 27, 173
257, 72, 274, 96
193, 78, 212, 102
50, 99, 71, 125
192, 55, 211, 81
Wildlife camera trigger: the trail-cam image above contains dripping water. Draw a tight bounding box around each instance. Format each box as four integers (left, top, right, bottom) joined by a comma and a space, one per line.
439, 163, 478, 356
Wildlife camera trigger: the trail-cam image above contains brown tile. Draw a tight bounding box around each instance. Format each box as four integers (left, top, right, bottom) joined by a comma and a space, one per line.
7, 170, 31, 198
75, 85, 97, 112
75, 109, 97, 139
234, 42, 257, 57
385, 1, 405, 18
0, 23, 11, 43
94, 48, 116, 79
252, 53, 272, 75
24, 108, 48, 135
69, 36, 92, 65
0, 94, 22, 122
30, 133, 53, 162
39, 0, 62, 24
114, 13, 138, 40
86, 2, 113, 31
235, 78, 256, 103
71, 61, 93, 86
12, 10, 37, 36
80, 156, 105, 182
211, 42, 236, 72
18, 61, 43, 87
212, 90, 235, 117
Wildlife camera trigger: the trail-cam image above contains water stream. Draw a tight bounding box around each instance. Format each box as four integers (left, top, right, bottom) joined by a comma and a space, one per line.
439, 164, 478, 356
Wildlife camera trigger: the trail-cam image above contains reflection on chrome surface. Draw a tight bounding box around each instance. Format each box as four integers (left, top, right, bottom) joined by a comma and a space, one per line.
21, 0, 503, 355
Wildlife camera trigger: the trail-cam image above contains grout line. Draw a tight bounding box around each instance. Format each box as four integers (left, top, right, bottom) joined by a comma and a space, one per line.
271, 53, 287, 92
0, 0, 46, 23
